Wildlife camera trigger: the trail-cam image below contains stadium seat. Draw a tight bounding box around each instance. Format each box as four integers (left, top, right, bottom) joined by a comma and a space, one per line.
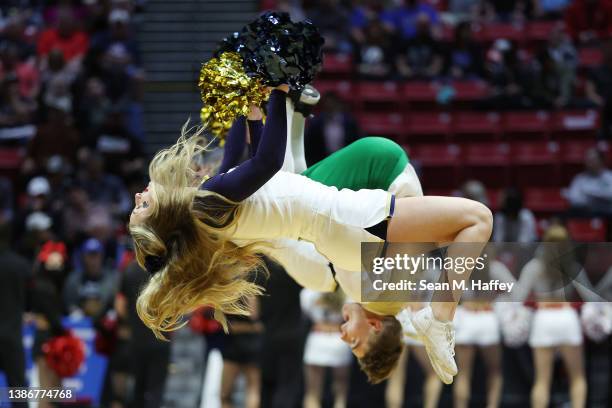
410, 144, 462, 188
567, 218, 607, 242
404, 112, 452, 143
578, 48, 603, 69
321, 53, 353, 76
402, 81, 439, 103
502, 111, 551, 140
487, 188, 502, 210
464, 142, 511, 187
358, 113, 404, 139
0, 148, 24, 169
551, 110, 599, 139
561, 140, 595, 164
526, 21, 560, 43
313, 80, 353, 102
453, 111, 502, 141
513, 141, 561, 186
357, 81, 401, 103
477, 22, 525, 44
524, 188, 568, 213
451, 80, 490, 103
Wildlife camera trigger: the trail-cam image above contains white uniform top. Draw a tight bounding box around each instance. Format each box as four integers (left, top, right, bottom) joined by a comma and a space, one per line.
222, 170, 393, 273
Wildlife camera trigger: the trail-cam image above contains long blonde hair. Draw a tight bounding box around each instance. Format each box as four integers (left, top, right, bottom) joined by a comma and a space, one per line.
130, 125, 265, 339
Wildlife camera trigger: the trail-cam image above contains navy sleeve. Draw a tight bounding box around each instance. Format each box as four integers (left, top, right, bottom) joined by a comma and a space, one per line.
247, 119, 263, 157
219, 116, 247, 174
201, 90, 287, 202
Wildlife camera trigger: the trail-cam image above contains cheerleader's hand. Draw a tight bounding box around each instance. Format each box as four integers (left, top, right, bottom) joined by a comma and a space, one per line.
248, 105, 263, 121
581, 302, 612, 343
267, 84, 289, 93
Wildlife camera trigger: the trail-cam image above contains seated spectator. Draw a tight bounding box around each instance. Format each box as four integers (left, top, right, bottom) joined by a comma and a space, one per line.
482, 0, 532, 22
564, 0, 612, 44
565, 148, 612, 215
305, 92, 361, 166
354, 19, 395, 79
382, 0, 440, 40
585, 39, 612, 139
91, 8, 141, 66
76, 152, 131, 217
528, 49, 566, 108
74, 76, 112, 136
395, 13, 444, 79
60, 181, 112, 246
546, 25, 577, 103
0, 177, 13, 223
39, 49, 79, 115
23, 97, 79, 175
460, 179, 489, 206
37, 6, 89, 68
533, 0, 571, 20
18, 211, 55, 259
493, 187, 538, 242
350, 0, 390, 45
448, 0, 482, 22
484, 39, 533, 109
0, 41, 39, 105
0, 69, 36, 127
307, 0, 352, 54
85, 106, 145, 178
444, 22, 484, 79
63, 238, 117, 319
275, 0, 306, 21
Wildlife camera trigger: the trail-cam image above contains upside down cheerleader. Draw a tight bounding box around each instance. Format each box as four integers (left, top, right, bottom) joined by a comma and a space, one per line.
128, 85, 493, 384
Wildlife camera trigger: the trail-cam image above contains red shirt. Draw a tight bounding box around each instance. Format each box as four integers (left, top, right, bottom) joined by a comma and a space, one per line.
37, 28, 89, 61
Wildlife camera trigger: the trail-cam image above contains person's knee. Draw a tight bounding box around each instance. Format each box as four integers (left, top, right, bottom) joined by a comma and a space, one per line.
466, 201, 493, 240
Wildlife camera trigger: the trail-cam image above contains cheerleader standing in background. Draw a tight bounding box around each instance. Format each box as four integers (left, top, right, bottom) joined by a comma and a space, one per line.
129, 85, 493, 384
300, 289, 352, 408
220, 294, 263, 408
452, 257, 515, 408
513, 225, 605, 408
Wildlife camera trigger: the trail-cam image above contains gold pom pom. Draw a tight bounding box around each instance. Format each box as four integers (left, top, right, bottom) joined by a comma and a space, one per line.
199, 52, 269, 137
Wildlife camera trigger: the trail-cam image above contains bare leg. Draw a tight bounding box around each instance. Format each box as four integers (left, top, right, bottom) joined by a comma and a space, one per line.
303, 365, 325, 408
480, 345, 503, 408
37, 356, 61, 408
244, 364, 261, 408
220, 360, 241, 408
531, 347, 555, 408
385, 347, 408, 408
413, 346, 443, 408
559, 345, 587, 408
332, 365, 350, 408
453, 345, 476, 408
387, 196, 493, 321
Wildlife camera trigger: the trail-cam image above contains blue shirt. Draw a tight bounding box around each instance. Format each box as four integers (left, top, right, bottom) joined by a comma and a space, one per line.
381, 4, 440, 39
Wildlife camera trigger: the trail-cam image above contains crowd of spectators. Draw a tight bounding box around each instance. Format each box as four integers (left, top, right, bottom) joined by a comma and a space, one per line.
0, 0, 149, 406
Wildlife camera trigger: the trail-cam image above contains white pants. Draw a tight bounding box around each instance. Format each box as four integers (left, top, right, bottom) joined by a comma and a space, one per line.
454, 307, 501, 346
529, 307, 583, 348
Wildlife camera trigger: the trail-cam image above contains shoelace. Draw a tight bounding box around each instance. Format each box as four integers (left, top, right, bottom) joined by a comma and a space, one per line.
445, 324, 456, 357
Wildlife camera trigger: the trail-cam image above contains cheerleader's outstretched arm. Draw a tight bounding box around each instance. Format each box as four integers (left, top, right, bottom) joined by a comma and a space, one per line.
201, 88, 288, 201
218, 116, 247, 173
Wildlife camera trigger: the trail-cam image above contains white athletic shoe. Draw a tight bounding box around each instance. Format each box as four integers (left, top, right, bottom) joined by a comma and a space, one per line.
411, 306, 458, 385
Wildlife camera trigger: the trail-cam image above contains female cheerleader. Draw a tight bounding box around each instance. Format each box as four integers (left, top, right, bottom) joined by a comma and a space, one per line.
129, 85, 493, 384
300, 289, 352, 408
513, 225, 604, 408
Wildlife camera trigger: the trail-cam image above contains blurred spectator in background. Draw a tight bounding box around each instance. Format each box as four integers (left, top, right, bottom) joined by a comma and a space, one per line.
545, 25, 577, 103
39, 49, 78, 117
447, 0, 482, 22
484, 39, 532, 110
0, 41, 39, 106
91, 9, 141, 66
566, 147, 612, 215
74, 75, 112, 136
275, 0, 306, 21
482, 0, 532, 22
493, 187, 538, 242
23, 98, 79, 175
350, 0, 390, 46
30, 240, 69, 408
305, 92, 361, 166
86, 107, 145, 178
564, 0, 612, 44
585, 39, 612, 139
382, 0, 440, 40
533, 0, 571, 20
444, 21, 484, 79
37, 6, 89, 70
63, 238, 117, 319
461, 179, 489, 206
396, 13, 443, 79
354, 19, 395, 80
0, 176, 14, 223
0, 218, 29, 406
528, 48, 567, 108
19, 211, 55, 259
76, 152, 131, 217
0, 67, 36, 127
307, 0, 352, 54
116, 261, 170, 408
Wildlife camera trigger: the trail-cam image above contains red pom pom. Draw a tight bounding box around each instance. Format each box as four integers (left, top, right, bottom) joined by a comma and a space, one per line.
42, 332, 85, 378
